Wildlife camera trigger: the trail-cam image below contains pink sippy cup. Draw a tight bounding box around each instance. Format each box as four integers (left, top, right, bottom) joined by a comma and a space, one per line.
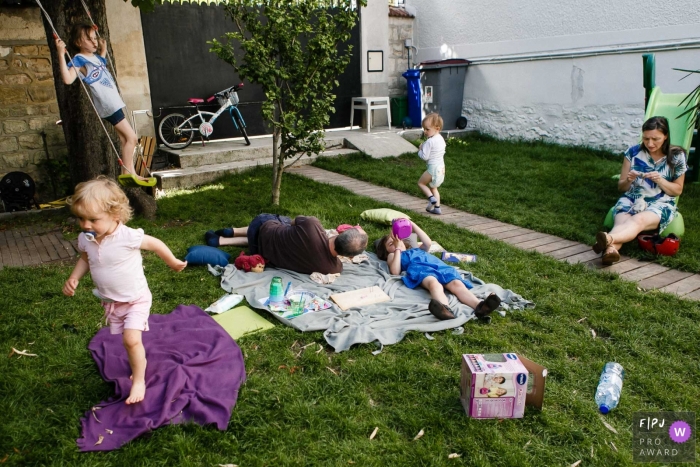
392, 218, 412, 239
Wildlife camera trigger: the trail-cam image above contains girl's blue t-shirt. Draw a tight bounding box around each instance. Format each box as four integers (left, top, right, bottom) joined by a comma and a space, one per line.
68, 54, 125, 118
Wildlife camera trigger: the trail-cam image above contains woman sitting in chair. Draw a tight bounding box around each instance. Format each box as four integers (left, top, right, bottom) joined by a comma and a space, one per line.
594, 116, 686, 265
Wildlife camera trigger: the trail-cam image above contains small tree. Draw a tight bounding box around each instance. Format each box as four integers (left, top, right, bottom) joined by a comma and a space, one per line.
210, 0, 364, 205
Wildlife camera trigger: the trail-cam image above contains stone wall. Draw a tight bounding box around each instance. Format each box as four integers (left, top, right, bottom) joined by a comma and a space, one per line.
387, 15, 413, 97
0, 7, 67, 201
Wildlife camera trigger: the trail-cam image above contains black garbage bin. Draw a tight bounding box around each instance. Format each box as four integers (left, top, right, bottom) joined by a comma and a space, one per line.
418, 58, 470, 130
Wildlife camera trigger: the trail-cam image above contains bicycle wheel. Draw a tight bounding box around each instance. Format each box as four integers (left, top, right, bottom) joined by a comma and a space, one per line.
233, 112, 251, 146
158, 113, 195, 149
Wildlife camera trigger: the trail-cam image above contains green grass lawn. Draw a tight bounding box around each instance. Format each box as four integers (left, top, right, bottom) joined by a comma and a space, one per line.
313, 133, 700, 273
1, 167, 699, 466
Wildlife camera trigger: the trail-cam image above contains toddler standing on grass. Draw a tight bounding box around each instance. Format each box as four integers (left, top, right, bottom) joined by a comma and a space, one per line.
417, 113, 447, 215
62, 176, 187, 404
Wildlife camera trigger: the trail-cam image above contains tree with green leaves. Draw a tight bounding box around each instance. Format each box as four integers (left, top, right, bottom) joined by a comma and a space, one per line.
210, 0, 364, 205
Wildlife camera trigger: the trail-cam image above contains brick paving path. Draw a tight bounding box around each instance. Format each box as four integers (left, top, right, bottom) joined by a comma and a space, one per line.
0, 225, 78, 270
290, 165, 700, 301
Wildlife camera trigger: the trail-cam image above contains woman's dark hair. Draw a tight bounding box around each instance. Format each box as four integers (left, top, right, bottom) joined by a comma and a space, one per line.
374, 234, 410, 261
641, 116, 684, 168
70, 23, 95, 52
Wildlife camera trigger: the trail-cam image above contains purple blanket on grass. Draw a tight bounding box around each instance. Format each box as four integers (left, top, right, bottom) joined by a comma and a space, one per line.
77, 305, 246, 452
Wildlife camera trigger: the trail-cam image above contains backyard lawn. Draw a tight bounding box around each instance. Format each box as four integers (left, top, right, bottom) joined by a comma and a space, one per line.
313, 133, 700, 274
1, 166, 698, 466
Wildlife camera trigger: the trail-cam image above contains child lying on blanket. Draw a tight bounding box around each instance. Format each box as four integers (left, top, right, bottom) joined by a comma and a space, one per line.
374, 221, 501, 320
63, 177, 187, 405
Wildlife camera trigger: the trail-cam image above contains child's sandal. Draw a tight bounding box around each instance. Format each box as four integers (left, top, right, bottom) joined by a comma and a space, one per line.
474, 293, 501, 319
428, 299, 456, 320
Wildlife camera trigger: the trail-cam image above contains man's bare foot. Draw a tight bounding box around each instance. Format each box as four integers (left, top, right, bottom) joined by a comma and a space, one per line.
125, 380, 146, 404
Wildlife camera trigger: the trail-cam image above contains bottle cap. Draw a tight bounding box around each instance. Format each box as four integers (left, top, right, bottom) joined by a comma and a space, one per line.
599, 405, 610, 414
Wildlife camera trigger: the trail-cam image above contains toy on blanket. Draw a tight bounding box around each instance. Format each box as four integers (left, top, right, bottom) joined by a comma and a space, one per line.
337, 223, 362, 233
234, 251, 266, 273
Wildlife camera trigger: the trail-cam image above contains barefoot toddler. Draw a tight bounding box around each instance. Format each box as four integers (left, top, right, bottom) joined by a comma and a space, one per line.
63, 176, 186, 404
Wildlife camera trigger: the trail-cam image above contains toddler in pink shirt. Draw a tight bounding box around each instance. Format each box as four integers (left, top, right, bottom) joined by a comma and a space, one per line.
63, 176, 187, 404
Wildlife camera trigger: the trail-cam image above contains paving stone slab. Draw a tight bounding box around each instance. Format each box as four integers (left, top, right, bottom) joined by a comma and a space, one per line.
547, 243, 591, 259
620, 263, 669, 282
594, 257, 646, 274
517, 235, 562, 250
684, 288, 700, 301
637, 269, 694, 291
490, 228, 532, 240
532, 239, 579, 253
504, 231, 551, 245
477, 224, 523, 236
563, 250, 602, 264
659, 274, 700, 296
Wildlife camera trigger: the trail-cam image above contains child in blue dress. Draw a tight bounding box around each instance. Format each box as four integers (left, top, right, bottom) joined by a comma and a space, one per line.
375, 221, 500, 320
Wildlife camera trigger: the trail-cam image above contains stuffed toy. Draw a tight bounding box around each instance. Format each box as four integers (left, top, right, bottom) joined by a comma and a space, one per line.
234, 251, 266, 273
337, 224, 362, 233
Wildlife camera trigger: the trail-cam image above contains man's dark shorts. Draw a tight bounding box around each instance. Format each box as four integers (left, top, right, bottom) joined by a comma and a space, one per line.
247, 213, 292, 255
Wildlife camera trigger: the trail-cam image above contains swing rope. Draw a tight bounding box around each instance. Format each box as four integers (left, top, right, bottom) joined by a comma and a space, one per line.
35, 0, 155, 186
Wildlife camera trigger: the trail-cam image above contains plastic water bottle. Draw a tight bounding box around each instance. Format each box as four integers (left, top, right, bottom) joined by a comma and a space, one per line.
595, 362, 625, 414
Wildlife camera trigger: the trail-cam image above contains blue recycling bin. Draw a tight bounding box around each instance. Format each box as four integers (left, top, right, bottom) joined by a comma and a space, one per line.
402, 69, 422, 129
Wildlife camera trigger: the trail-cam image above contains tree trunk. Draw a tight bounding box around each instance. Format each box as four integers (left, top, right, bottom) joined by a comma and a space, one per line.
271, 127, 282, 206
39, 0, 156, 218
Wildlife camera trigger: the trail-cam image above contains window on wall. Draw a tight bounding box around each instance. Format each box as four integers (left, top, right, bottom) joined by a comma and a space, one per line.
387, 0, 405, 7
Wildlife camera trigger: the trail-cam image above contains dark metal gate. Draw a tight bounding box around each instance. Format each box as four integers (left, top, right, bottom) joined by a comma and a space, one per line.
141, 2, 361, 141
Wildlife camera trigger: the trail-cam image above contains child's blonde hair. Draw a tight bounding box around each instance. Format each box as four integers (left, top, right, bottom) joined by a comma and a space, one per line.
422, 113, 443, 131
67, 176, 132, 223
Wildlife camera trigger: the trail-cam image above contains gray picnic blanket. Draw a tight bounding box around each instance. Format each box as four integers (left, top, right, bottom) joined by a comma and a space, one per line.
208, 253, 534, 352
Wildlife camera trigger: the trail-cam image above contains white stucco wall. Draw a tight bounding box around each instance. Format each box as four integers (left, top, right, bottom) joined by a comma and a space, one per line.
360, 0, 389, 94
406, 0, 700, 151
359, 0, 390, 125
105, 0, 154, 138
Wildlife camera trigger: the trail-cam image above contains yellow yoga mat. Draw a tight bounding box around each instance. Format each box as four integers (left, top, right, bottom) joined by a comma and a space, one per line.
212, 305, 275, 340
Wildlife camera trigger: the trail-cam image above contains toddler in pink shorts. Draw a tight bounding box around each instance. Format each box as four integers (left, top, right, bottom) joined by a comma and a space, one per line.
63, 176, 186, 404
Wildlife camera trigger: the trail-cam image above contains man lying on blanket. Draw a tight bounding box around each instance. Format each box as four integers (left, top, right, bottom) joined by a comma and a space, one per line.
207, 214, 368, 274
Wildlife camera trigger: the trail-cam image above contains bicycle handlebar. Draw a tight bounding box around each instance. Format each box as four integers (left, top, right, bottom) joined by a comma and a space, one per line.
211, 83, 244, 100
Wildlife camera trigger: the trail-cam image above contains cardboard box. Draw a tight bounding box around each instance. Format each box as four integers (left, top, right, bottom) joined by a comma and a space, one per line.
460, 353, 547, 419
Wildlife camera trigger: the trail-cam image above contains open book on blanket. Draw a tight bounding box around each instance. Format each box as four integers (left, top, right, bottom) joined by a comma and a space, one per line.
330, 286, 391, 311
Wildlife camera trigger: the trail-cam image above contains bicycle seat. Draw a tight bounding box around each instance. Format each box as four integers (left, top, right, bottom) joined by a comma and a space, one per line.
188, 98, 204, 104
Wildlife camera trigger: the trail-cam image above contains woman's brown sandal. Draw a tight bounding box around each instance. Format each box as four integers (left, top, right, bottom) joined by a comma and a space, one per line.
593, 231, 613, 254
602, 246, 620, 265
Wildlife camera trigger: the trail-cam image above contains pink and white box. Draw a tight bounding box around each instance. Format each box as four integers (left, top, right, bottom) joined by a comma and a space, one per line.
460, 353, 548, 419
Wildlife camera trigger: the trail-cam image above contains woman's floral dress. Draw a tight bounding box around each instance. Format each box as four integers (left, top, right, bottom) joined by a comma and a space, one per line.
612, 144, 687, 232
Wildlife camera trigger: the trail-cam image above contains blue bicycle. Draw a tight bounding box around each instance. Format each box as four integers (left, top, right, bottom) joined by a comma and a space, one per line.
158, 83, 250, 149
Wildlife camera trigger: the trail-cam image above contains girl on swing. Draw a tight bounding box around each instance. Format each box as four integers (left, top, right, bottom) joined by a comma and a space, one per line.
55, 23, 145, 181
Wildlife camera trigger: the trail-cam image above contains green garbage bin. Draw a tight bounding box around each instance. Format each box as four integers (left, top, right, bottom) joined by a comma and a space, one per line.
390, 96, 408, 127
